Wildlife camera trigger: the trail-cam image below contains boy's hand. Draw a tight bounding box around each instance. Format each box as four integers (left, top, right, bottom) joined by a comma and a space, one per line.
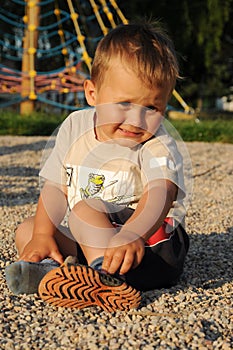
102, 232, 145, 275
19, 234, 64, 265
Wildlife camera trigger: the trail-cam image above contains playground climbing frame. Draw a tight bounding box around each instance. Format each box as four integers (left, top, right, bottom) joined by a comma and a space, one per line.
0, 0, 192, 114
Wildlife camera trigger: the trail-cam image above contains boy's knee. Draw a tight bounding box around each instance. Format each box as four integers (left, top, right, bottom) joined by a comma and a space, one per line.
15, 217, 34, 247
71, 199, 106, 215
68, 199, 108, 237
15, 221, 27, 239
71, 199, 88, 213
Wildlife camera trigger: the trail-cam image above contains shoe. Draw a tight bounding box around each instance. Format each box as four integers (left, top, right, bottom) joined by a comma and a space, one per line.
38, 263, 141, 312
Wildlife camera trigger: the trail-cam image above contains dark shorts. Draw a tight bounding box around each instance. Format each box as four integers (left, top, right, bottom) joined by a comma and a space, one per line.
76, 203, 189, 292
126, 222, 189, 291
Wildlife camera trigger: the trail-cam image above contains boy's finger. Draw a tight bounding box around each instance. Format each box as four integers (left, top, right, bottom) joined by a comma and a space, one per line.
132, 249, 145, 269
107, 251, 125, 274
50, 251, 64, 265
119, 251, 134, 275
18, 253, 42, 262
102, 250, 113, 272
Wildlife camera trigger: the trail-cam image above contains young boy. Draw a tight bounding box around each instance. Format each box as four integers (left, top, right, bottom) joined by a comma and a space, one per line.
6, 21, 189, 312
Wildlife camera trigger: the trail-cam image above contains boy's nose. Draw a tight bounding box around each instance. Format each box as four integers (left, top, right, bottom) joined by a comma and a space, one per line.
122, 105, 146, 128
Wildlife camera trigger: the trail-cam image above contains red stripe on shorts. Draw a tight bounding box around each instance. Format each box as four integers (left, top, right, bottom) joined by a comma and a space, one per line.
145, 218, 174, 247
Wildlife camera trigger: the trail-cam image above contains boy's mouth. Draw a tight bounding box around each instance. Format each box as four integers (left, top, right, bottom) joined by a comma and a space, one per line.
118, 127, 142, 137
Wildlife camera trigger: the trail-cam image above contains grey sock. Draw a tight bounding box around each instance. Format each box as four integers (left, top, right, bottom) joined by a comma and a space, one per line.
5, 259, 60, 295
90, 256, 104, 271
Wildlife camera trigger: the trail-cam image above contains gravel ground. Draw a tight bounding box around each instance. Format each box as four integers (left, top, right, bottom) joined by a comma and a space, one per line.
0, 135, 232, 350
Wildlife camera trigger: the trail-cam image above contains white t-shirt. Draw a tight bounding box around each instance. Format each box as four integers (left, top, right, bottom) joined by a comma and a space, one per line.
40, 108, 186, 223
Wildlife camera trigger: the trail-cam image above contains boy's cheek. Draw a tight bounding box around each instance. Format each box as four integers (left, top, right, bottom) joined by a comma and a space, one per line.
147, 115, 164, 134
96, 105, 126, 125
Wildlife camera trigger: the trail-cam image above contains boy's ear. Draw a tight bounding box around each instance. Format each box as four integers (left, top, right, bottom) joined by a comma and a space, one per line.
84, 79, 96, 106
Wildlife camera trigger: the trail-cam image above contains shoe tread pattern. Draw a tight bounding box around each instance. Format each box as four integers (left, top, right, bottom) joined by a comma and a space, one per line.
38, 264, 141, 312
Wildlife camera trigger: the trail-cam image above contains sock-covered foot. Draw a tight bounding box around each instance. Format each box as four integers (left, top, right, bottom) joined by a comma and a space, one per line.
5, 259, 60, 295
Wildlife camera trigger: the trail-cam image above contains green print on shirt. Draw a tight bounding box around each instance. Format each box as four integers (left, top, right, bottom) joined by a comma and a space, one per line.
80, 173, 106, 199
79, 172, 133, 205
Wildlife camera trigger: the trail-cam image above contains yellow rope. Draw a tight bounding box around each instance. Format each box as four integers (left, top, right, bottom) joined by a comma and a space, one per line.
54, 1, 70, 67
99, 0, 116, 28
109, 0, 128, 24
89, 0, 108, 35
66, 0, 92, 71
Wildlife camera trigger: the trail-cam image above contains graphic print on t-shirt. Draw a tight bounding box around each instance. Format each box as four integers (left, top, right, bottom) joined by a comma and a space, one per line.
66, 165, 137, 209
80, 173, 119, 199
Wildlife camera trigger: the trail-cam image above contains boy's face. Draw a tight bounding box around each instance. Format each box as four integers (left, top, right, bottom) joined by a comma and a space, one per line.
84, 59, 172, 146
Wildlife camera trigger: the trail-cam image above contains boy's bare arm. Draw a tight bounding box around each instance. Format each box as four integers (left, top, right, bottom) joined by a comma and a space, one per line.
19, 181, 68, 264
102, 179, 177, 275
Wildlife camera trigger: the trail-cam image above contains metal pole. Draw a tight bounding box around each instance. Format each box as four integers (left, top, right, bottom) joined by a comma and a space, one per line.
20, 0, 40, 115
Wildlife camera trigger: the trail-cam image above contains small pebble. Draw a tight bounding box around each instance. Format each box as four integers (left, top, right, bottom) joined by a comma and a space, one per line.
0, 137, 232, 349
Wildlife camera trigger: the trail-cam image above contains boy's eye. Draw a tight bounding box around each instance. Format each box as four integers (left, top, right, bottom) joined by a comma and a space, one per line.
117, 102, 131, 110
146, 105, 157, 111
118, 102, 130, 106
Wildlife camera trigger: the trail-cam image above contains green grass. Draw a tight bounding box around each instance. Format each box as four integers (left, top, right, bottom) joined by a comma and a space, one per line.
0, 111, 66, 136
0, 110, 232, 143
169, 119, 233, 143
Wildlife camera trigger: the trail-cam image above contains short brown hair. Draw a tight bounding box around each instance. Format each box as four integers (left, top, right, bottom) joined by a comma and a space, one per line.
91, 21, 179, 90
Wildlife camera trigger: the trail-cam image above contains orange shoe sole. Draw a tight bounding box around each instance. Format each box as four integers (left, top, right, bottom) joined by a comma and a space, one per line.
38, 264, 141, 312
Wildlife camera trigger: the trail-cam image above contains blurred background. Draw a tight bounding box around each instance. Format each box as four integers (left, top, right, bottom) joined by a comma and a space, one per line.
125, 0, 233, 113
0, 0, 232, 141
